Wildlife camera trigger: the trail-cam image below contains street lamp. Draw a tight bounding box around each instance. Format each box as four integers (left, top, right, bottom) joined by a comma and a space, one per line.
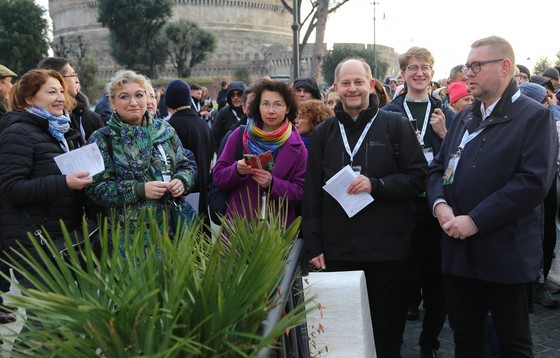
292, 0, 300, 80
372, 1, 378, 78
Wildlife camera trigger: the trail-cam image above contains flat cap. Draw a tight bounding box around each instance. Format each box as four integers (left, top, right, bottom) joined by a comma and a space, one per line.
0, 64, 17, 78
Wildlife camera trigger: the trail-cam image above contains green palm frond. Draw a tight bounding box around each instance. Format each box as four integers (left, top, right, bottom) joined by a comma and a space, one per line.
1, 204, 311, 357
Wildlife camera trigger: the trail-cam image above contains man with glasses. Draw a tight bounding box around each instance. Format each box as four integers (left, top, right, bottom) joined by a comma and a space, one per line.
37, 57, 103, 142
303, 57, 427, 358
211, 80, 247, 154
383, 46, 454, 358
427, 36, 558, 357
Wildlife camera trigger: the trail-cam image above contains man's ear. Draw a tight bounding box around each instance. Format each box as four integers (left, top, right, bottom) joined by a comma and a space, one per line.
369, 79, 376, 93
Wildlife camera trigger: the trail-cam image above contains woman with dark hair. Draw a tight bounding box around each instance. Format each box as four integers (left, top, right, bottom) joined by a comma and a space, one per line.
0, 69, 90, 288
212, 78, 307, 225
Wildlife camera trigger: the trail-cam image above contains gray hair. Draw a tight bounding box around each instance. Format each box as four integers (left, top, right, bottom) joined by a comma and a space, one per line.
105, 70, 150, 98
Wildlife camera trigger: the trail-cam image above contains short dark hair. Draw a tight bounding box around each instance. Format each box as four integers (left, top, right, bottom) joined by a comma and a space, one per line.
249, 78, 298, 123
190, 83, 202, 91
37, 57, 71, 74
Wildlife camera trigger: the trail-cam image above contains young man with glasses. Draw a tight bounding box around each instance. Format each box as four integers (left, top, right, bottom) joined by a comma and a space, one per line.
37, 57, 103, 142
211, 80, 247, 154
427, 36, 558, 357
383, 47, 455, 358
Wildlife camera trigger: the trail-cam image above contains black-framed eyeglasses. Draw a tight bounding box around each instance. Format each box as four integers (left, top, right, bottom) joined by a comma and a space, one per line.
462, 59, 503, 75
63, 73, 79, 79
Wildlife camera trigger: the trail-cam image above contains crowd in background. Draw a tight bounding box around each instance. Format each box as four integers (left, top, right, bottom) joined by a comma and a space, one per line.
0, 34, 560, 357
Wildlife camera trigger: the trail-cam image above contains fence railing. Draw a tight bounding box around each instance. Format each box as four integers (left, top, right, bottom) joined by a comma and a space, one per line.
258, 238, 310, 358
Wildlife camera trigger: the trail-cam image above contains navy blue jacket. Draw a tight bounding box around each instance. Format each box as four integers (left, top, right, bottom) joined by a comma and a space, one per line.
427, 81, 558, 284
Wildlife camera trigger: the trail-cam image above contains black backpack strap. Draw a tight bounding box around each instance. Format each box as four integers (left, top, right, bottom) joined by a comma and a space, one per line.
384, 111, 402, 161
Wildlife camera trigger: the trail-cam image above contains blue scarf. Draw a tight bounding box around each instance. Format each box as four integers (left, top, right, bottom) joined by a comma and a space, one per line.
26, 105, 71, 152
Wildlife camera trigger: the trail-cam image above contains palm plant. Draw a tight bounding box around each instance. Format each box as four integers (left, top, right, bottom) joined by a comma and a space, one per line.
1, 208, 309, 357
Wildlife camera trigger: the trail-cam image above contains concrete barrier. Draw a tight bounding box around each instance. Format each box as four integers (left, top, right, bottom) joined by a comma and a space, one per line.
303, 270, 376, 357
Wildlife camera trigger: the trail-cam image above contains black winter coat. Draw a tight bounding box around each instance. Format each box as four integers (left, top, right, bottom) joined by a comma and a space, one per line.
168, 107, 213, 224
0, 111, 84, 258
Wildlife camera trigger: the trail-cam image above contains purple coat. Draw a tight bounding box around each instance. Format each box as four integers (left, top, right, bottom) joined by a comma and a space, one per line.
213, 126, 307, 225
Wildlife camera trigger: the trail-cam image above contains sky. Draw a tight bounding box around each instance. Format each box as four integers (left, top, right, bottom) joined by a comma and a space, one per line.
35, 0, 559, 80
323, 0, 559, 80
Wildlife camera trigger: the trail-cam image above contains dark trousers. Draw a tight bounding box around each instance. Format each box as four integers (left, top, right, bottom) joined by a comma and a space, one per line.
407, 199, 447, 350
445, 275, 533, 358
543, 176, 557, 278
326, 259, 408, 358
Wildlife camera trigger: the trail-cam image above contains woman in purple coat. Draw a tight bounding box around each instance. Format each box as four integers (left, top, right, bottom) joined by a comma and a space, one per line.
213, 79, 307, 225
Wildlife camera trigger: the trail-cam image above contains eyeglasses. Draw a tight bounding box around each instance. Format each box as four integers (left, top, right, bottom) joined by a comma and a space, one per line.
462, 59, 503, 75
260, 102, 286, 111
230, 91, 243, 98
63, 73, 79, 79
515, 74, 529, 81
115, 91, 147, 103
406, 65, 432, 74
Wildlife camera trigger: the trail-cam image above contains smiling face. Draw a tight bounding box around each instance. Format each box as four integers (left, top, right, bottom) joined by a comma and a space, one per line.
110, 81, 147, 125
259, 89, 288, 132
334, 59, 374, 117
402, 57, 434, 98
26, 76, 66, 116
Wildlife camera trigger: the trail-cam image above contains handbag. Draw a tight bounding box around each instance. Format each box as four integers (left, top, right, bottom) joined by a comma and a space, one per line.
22, 209, 101, 262
166, 199, 197, 236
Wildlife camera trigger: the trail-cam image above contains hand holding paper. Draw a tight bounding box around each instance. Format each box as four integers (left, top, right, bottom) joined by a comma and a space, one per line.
54, 143, 105, 179
322, 165, 374, 218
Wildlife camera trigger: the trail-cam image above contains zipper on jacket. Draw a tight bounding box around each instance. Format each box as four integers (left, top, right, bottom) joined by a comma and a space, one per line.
472, 135, 486, 167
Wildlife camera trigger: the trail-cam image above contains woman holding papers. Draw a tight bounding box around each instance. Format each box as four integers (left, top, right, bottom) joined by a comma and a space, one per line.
86, 70, 196, 244
212, 78, 307, 225
0, 69, 90, 287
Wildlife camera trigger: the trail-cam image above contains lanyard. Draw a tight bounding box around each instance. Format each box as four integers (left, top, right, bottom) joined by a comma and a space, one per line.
338, 111, 378, 166
232, 109, 242, 122
403, 100, 431, 147
191, 98, 200, 113
458, 127, 484, 151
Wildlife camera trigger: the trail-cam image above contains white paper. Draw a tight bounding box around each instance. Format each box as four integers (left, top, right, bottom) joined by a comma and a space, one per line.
323, 165, 374, 218
54, 142, 105, 178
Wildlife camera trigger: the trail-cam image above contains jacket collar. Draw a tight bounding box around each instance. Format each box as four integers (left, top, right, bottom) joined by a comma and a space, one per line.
464, 79, 518, 131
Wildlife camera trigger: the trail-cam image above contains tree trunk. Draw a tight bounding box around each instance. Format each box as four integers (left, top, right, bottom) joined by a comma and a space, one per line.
310, 0, 328, 81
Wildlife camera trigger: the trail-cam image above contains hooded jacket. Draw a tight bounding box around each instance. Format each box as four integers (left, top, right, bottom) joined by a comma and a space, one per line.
211, 80, 247, 153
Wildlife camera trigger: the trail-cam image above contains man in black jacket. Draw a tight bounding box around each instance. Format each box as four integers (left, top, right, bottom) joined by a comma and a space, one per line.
166, 80, 213, 228
37, 57, 103, 143
302, 58, 428, 358
211, 80, 246, 154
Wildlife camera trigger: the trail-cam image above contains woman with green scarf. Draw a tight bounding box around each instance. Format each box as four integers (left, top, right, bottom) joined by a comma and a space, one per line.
86, 70, 197, 242
213, 78, 307, 225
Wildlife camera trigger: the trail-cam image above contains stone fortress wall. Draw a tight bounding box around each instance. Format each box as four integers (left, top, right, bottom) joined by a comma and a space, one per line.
49, 0, 398, 83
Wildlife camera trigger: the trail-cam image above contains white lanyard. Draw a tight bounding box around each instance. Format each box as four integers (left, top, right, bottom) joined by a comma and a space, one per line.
403, 100, 431, 147
232, 109, 242, 122
458, 127, 484, 151
191, 98, 200, 113
157, 144, 172, 182
338, 111, 378, 166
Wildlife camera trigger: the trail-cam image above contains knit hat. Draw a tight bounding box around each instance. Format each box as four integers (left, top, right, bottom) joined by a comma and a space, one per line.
0, 64, 16, 78
165, 80, 191, 109
447, 81, 471, 105
543, 67, 559, 81
293, 76, 322, 100
519, 82, 546, 103
516, 65, 531, 80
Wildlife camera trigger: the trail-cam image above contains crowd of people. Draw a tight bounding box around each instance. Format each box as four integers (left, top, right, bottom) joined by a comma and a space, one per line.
0, 34, 560, 357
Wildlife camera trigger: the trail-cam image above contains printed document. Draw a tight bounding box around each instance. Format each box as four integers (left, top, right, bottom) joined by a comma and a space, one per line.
323, 165, 374, 218
54, 142, 105, 178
